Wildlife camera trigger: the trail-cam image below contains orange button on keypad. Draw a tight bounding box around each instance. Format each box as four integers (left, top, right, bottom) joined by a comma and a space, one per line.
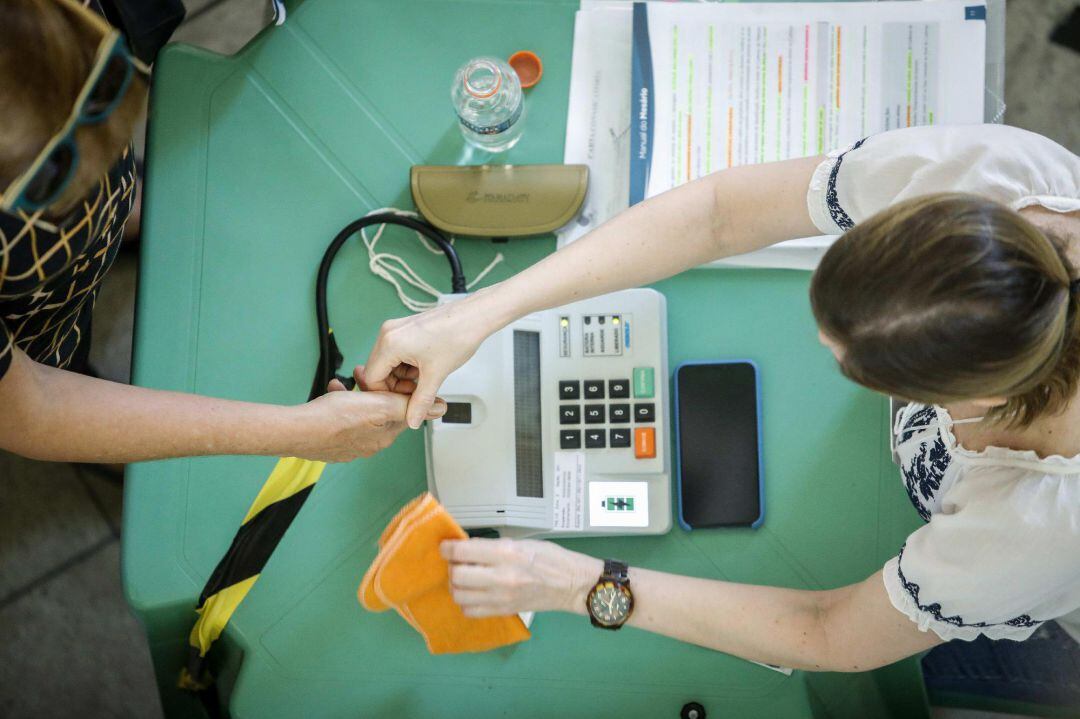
634, 427, 655, 459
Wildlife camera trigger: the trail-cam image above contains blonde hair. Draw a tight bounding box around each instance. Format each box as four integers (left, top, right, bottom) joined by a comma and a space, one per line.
0, 0, 147, 216
811, 193, 1079, 426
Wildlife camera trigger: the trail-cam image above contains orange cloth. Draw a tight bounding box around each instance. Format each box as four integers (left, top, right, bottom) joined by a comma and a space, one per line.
358, 493, 531, 654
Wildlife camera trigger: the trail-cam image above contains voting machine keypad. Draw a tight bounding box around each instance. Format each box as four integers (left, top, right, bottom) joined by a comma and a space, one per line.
426, 287, 670, 537
559, 368, 657, 458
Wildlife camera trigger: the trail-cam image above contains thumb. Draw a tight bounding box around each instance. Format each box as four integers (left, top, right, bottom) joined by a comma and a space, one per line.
363, 341, 399, 388
375, 390, 411, 423
406, 374, 445, 430
327, 378, 347, 392
426, 397, 448, 419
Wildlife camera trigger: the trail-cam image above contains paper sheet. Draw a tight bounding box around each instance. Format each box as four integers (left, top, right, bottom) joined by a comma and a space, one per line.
632, 1, 986, 202
557, 5, 634, 247
561, 1, 988, 270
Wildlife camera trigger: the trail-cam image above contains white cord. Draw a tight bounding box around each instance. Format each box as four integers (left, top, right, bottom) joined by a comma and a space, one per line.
358, 208, 504, 313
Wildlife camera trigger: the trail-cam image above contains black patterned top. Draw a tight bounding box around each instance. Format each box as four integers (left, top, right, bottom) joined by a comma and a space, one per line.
0, 0, 137, 381
0, 147, 137, 379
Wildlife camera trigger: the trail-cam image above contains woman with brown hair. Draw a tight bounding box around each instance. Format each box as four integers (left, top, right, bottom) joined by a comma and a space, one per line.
0, 0, 444, 465
365, 122, 1080, 684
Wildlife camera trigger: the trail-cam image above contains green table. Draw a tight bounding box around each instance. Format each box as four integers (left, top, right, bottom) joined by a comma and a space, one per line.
128, 1, 926, 716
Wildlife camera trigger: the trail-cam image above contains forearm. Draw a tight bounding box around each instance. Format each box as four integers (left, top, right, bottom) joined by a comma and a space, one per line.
470, 156, 824, 328
565, 560, 845, 671
555, 560, 936, 672
495, 175, 723, 316
445, 541, 938, 671
1, 352, 305, 463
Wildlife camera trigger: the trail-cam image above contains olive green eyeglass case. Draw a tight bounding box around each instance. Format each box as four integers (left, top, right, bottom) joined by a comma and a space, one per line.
410, 164, 589, 237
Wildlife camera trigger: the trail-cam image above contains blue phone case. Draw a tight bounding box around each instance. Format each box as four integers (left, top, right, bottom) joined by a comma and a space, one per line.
673, 360, 765, 531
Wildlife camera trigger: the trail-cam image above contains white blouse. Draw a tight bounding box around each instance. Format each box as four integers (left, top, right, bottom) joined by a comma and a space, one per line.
807, 124, 1080, 236
806, 125, 1080, 643
885, 404, 1080, 643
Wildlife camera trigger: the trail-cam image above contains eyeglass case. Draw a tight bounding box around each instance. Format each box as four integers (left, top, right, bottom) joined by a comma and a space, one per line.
410, 164, 588, 237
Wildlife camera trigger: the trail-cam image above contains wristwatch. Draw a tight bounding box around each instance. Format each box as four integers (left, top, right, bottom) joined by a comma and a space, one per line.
585, 559, 634, 630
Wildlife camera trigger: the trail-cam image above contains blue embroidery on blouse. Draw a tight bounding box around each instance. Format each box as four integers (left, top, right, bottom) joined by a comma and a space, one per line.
825, 137, 867, 231
899, 407, 950, 522
899, 406, 936, 444
896, 544, 1042, 629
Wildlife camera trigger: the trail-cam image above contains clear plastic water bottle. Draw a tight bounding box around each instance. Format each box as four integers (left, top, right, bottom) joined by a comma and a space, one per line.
451, 56, 525, 153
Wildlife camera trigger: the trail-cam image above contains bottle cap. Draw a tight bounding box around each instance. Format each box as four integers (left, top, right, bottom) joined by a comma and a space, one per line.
508, 50, 543, 89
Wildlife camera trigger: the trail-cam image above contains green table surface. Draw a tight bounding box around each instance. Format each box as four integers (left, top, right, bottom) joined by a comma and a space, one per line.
128, 1, 927, 717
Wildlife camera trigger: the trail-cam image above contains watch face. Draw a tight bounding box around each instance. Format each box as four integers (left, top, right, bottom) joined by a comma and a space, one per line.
589, 583, 632, 626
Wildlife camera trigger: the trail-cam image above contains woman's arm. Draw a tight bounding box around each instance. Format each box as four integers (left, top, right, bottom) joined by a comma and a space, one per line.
366, 156, 824, 427
486, 155, 824, 317
0, 346, 444, 463
441, 538, 942, 672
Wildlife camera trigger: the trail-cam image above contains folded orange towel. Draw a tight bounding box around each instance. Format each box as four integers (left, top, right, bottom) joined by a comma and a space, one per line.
358, 493, 531, 654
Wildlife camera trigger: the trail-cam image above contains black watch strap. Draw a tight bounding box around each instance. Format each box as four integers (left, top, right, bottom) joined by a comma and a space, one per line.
603, 559, 630, 584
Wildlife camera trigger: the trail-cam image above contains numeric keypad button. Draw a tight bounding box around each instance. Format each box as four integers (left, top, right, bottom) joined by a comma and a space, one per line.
634, 403, 655, 423
583, 380, 605, 399
560, 405, 581, 424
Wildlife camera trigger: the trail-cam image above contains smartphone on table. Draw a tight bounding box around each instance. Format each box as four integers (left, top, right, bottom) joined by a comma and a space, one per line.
673, 361, 763, 530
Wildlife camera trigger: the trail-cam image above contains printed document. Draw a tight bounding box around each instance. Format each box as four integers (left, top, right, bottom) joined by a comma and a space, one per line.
560, 1, 987, 269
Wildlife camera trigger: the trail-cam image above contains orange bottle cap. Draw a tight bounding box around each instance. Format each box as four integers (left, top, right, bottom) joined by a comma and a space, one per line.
508, 50, 543, 89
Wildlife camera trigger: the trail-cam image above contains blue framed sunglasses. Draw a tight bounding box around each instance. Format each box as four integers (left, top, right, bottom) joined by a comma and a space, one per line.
1, 2, 149, 214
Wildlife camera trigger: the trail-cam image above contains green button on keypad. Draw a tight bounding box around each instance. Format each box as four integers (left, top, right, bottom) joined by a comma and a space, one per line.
633, 367, 654, 398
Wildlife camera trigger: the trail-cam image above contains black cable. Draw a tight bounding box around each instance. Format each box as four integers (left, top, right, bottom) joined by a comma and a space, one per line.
310, 213, 465, 400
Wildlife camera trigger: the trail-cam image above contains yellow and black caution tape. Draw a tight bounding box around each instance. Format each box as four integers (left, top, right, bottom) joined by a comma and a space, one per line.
179, 456, 326, 691
178, 211, 454, 697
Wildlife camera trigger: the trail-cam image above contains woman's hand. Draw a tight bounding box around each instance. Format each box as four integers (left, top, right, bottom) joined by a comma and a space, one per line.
293, 365, 446, 462
364, 290, 507, 430
328, 363, 422, 396
441, 537, 604, 617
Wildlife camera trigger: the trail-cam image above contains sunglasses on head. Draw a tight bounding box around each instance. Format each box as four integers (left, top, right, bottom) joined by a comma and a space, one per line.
0, 0, 149, 214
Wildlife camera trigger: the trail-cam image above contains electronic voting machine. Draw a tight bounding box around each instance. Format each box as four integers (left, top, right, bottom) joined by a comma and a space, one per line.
424, 289, 671, 538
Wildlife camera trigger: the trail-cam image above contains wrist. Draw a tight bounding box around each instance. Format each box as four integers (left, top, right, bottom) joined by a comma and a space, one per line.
562, 554, 605, 615
267, 402, 320, 458
467, 280, 531, 332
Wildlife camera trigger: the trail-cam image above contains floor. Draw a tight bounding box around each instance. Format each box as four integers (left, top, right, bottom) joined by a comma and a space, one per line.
1, 1, 1078, 718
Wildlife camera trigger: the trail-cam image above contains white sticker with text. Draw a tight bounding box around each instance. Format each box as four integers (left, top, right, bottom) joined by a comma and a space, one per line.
553, 452, 586, 531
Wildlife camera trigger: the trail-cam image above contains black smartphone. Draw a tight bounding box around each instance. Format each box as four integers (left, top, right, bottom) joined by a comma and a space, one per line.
674, 361, 763, 529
